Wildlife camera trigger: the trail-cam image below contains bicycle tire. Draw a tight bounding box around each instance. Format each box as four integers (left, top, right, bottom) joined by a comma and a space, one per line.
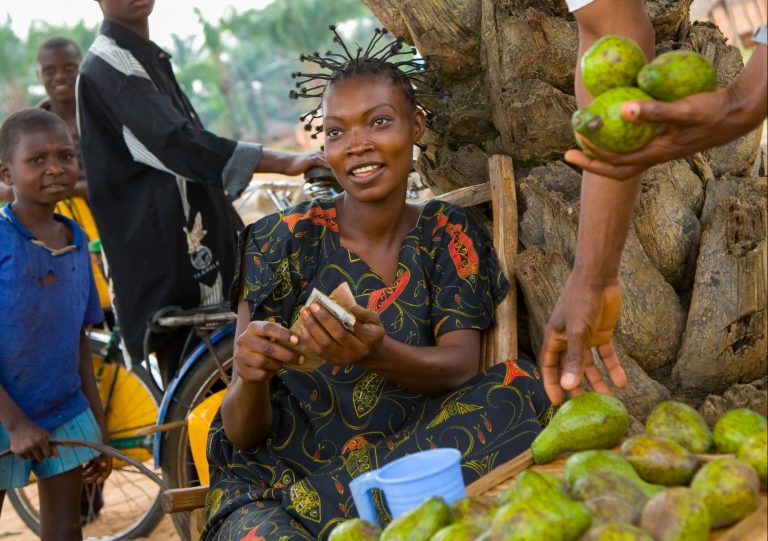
8, 331, 165, 540
160, 339, 233, 541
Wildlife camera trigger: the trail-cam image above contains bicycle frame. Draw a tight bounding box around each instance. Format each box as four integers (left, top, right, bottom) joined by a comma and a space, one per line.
152, 323, 235, 466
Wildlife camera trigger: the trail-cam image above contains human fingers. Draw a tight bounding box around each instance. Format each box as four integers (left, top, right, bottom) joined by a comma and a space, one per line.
597, 342, 626, 390
583, 347, 613, 395
300, 306, 346, 359
348, 303, 382, 326
540, 328, 566, 405
246, 320, 297, 345
562, 323, 591, 392
621, 97, 704, 126
564, 149, 645, 180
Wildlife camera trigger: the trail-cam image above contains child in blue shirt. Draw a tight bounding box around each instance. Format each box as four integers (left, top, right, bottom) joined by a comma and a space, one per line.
0, 109, 112, 537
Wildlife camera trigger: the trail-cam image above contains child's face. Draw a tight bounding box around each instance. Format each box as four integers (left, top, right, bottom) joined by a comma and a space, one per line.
38, 46, 81, 103
323, 73, 425, 204
98, 0, 155, 24
0, 126, 79, 207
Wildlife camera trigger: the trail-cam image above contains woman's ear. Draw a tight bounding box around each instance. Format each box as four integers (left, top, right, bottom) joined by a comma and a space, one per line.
413, 109, 426, 142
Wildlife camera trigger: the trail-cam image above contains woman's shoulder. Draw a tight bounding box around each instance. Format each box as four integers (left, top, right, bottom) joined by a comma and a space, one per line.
418, 199, 489, 239
245, 198, 336, 234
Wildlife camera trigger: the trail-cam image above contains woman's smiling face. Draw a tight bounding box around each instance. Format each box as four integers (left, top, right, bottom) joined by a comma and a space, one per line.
322, 73, 425, 203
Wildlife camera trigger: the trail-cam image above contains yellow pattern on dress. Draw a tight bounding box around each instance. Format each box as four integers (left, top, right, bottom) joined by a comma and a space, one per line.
288, 479, 322, 523
352, 373, 385, 417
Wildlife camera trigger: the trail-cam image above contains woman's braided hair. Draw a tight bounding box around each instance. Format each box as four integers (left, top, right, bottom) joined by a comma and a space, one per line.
289, 26, 443, 139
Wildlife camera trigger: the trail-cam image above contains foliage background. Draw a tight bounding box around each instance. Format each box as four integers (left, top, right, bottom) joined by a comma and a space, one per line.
0, 0, 379, 149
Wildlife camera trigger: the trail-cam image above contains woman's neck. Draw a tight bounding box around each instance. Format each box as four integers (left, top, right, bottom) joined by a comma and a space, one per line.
336, 191, 416, 248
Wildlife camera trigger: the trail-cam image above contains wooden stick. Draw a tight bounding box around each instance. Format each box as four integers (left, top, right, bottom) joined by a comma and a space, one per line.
133, 419, 188, 436
488, 155, 518, 364
0, 438, 167, 489
433, 182, 491, 208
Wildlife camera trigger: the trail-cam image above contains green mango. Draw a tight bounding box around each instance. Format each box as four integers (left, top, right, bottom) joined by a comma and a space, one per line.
639, 487, 710, 541
637, 50, 717, 102
570, 470, 649, 521
381, 496, 451, 541
620, 434, 700, 486
491, 498, 569, 541
571, 87, 656, 154
329, 518, 382, 541
713, 408, 768, 454
581, 34, 647, 97
496, 470, 563, 505
584, 496, 641, 527
429, 522, 483, 541
563, 450, 663, 499
737, 428, 767, 490
450, 495, 496, 530
495, 470, 590, 540
645, 401, 713, 453
581, 523, 655, 541
689, 458, 759, 528
531, 392, 629, 464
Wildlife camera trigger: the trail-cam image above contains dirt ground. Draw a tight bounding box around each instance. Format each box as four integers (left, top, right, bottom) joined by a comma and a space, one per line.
0, 504, 180, 540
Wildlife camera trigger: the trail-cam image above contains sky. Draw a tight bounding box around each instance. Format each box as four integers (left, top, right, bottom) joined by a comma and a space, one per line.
2, 0, 273, 49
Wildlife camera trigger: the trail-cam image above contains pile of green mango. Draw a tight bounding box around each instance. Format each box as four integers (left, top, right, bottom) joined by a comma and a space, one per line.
329, 394, 767, 541
572, 35, 717, 154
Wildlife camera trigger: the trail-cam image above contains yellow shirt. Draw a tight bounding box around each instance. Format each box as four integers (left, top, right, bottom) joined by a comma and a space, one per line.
54, 196, 111, 308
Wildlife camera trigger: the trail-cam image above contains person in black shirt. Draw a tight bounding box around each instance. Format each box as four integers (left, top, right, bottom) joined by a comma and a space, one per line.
77, 0, 325, 385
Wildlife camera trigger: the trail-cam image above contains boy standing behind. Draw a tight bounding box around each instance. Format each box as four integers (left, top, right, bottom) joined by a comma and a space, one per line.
0, 109, 112, 537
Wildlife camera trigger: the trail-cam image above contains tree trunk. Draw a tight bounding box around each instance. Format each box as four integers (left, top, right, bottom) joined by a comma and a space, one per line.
363, 0, 767, 407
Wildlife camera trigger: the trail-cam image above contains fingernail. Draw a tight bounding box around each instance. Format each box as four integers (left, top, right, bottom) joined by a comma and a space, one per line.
299, 355, 305, 364
623, 102, 639, 118
290, 334, 299, 344
310, 304, 320, 314
562, 373, 577, 388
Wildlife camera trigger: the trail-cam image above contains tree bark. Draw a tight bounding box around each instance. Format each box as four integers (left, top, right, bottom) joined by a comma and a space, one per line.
673, 195, 768, 394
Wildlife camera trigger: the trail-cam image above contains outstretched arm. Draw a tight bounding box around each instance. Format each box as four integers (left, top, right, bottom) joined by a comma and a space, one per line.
566, 27, 767, 179
540, 0, 655, 404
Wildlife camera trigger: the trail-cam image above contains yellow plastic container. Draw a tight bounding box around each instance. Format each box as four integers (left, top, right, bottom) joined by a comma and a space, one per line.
188, 390, 226, 485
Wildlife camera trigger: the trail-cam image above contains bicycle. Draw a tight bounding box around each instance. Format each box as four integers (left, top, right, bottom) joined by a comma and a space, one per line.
7, 327, 165, 540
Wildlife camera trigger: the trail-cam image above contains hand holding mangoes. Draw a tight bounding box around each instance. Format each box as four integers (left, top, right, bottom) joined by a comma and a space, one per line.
574, 35, 716, 154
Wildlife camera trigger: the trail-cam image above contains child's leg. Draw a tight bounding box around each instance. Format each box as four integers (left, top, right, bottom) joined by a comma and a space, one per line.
38, 466, 82, 541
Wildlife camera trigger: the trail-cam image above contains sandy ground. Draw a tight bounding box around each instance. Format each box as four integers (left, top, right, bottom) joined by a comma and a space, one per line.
0, 498, 180, 541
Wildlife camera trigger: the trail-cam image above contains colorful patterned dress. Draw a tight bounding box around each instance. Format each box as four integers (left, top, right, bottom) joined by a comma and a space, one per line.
204, 198, 553, 540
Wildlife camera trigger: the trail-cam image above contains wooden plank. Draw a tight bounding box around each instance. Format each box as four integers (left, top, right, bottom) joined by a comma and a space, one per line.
712, 496, 768, 541
133, 419, 187, 436
433, 182, 491, 208
487, 155, 518, 365
161, 485, 209, 513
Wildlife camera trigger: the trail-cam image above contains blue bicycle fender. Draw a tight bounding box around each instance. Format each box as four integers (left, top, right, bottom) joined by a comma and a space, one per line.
154, 324, 235, 466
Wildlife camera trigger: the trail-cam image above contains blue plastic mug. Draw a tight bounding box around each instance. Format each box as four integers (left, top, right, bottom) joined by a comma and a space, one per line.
349, 448, 465, 524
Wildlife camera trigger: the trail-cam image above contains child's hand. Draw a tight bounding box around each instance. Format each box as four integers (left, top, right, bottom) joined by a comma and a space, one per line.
82, 453, 112, 484
234, 321, 302, 383
8, 419, 56, 461
300, 302, 385, 365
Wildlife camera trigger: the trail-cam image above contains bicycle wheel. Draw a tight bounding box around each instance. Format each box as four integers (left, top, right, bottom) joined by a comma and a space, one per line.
8, 331, 165, 540
160, 339, 233, 541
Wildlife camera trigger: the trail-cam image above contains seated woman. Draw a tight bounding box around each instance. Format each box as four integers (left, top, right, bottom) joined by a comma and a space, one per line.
203, 28, 553, 541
